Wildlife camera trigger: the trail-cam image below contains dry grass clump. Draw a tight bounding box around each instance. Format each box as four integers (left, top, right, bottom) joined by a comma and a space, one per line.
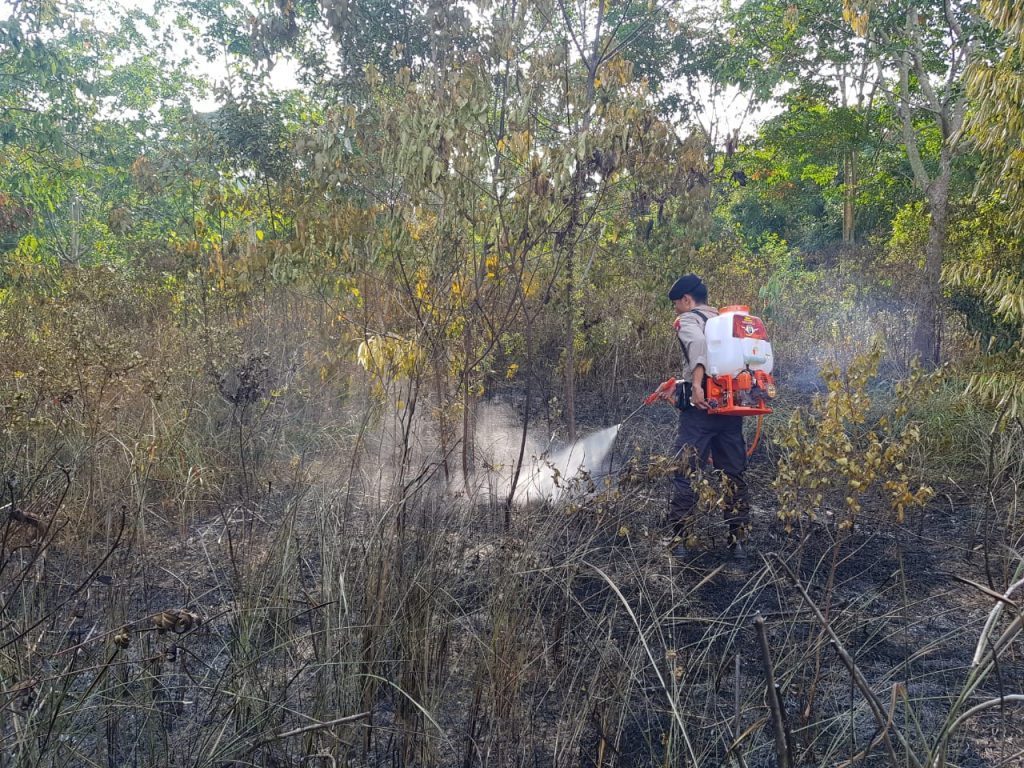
2, 457, 1021, 766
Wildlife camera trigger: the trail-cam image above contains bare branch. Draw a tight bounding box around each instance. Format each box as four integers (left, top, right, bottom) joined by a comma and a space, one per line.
556, 0, 587, 64
754, 613, 791, 768
906, 9, 945, 126
260, 711, 372, 744
896, 54, 932, 192
943, 0, 964, 42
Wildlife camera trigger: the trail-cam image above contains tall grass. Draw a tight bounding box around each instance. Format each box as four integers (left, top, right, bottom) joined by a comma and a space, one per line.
0, 267, 1021, 766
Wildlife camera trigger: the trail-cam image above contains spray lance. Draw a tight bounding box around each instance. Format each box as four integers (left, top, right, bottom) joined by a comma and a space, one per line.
607, 378, 692, 474
611, 378, 678, 430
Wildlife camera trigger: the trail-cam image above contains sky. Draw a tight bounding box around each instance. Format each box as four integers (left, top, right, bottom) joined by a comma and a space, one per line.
120, 0, 303, 112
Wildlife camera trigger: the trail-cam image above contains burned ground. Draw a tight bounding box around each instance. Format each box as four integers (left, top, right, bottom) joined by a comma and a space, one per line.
3, 383, 1020, 768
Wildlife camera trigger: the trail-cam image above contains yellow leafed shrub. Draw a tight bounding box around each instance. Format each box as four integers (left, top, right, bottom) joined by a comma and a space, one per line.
772, 348, 939, 531
356, 334, 425, 394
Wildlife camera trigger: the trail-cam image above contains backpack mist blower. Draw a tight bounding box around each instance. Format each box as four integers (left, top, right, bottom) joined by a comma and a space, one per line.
702, 305, 776, 415
634, 305, 777, 456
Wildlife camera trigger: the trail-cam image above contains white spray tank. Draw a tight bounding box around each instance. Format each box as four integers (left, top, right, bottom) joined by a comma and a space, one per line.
703, 305, 776, 416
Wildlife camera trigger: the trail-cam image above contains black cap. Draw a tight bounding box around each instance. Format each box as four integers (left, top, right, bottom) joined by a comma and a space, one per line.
668, 274, 703, 301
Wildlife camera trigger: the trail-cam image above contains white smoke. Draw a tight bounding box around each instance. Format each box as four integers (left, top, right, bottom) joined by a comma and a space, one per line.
353, 397, 621, 507
472, 403, 620, 505
510, 424, 620, 504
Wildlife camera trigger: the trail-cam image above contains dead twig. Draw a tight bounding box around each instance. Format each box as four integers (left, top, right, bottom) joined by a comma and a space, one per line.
729, 652, 748, 768
836, 682, 903, 768
754, 612, 790, 768
951, 574, 1022, 613
259, 710, 372, 745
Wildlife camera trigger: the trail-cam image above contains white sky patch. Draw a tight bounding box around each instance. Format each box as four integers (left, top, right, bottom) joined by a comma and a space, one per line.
125, 0, 301, 112
1, 0, 774, 137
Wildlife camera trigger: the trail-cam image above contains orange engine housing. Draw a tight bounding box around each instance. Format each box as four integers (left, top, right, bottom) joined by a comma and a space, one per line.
705, 369, 775, 416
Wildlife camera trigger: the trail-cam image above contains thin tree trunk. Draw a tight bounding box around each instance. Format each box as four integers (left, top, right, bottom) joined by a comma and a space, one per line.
435, 361, 450, 483
557, 0, 605, 444
893, 5, 970, 367
912, 149, 952, 366
842, 149, 856, 244
462, 319, 475, 489
506, 326, 531, 524
70, 194, 81, 263
564, 246, 576, 443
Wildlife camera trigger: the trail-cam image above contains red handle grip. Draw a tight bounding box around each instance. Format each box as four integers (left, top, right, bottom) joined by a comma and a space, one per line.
644, 377, 677, 405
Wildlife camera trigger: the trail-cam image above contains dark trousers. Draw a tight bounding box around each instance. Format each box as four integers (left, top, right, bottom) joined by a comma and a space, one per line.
670, 407, 749, 544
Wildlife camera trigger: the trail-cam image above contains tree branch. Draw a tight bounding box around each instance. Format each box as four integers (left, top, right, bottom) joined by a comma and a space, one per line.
943, 0, 964, 42
906, 9, 945, 127
896, 53, 932, 192
556, 0, 587, 64
260, 710, 372, 744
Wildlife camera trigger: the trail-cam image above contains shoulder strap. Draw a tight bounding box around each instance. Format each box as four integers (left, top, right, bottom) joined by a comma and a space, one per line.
677, 309, 709, 365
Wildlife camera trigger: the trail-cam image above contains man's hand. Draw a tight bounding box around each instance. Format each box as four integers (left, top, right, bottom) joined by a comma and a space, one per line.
654, 385, 676, 406
690, 383, 709, 410
645, 377, 678, 406
690, 365, 709, 410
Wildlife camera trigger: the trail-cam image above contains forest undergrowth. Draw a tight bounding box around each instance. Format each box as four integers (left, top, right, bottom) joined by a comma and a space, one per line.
5, 0, 1024, 764
0, 268, 1021, 768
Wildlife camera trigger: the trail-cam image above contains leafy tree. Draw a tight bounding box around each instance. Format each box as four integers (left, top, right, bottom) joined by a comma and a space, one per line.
174, 0, 477, 104
277, 0, 708, 497
967, 0, 1024, 234
723, 0, 886, 245
948, 0, 1024, 418
869, 0, 986, 365
724, 0, 996, 364
0, 0, 200, 274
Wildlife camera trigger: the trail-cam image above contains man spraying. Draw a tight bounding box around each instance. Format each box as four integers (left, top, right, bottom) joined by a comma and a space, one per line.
660, 274, 750, 560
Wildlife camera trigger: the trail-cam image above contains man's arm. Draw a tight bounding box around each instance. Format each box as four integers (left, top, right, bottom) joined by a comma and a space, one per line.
690, 364, 708, 409
676, 314, 711, 410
